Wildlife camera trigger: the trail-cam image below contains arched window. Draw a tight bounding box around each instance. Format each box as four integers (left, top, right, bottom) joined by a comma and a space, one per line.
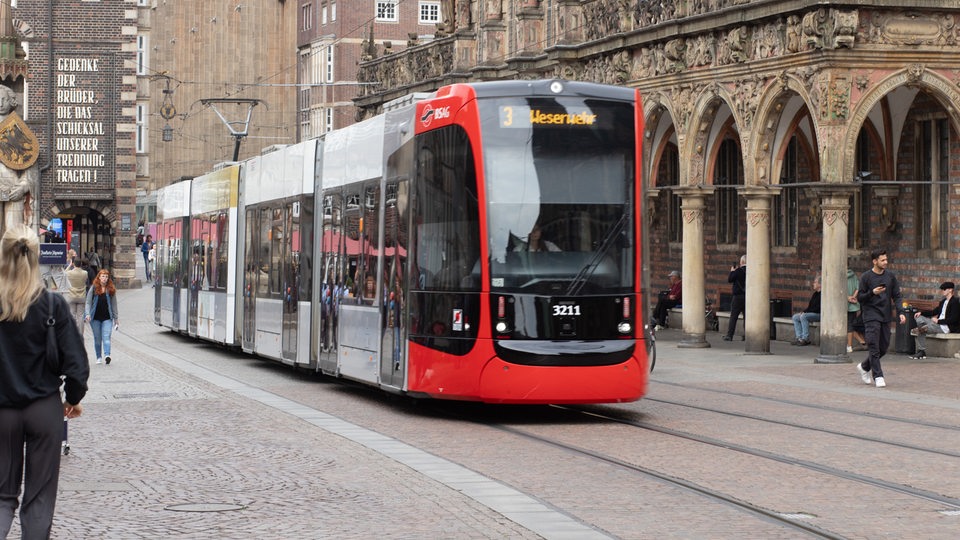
916, 117, 950, 251
714, 138, 743, 246
773, 136, 799, 247
659, 143, 681, 243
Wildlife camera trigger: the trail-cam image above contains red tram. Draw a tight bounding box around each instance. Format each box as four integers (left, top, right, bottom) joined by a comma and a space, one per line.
157, 79, 650, 404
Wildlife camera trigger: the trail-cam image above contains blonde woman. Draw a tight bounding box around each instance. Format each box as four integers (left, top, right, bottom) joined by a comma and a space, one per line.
84, 269, 119, 365
0, 224, 89, 539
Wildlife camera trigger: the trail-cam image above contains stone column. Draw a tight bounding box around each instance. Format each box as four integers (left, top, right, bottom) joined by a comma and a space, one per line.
813, 186, 859, 364
675, 186, 714, 348
741, 187, 779, 354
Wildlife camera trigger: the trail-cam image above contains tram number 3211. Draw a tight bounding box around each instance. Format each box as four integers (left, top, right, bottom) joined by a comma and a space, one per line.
553, 304, 582, 316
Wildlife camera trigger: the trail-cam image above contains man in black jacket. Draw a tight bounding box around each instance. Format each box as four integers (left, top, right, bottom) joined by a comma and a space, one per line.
791, 275, 821, 346
855, 249, 906, 388
909, 281, 960, 360
722, 255, 746, 341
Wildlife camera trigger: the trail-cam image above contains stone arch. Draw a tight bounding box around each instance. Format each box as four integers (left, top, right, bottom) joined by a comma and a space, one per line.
685, 85, 734, 186
750, 72, 819, 187
843, 66, 960, 184
643, 92, 682, 188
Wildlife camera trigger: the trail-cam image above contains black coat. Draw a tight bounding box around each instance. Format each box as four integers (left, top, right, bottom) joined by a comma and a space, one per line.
920, 295, 960, 333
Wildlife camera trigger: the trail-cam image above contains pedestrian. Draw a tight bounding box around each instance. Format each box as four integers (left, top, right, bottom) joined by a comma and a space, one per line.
0, 224, 89, 540
909, 281, 960, 359
86, 250, 100, 275
85, 269, 120, 365
791, 274, 821, 346
653, 270, 682, 330
846, 266, 867, 353
723, 254, 746, 341
64, 255, 89, 336
141, 234, 154, 281
854, 249, 906, 388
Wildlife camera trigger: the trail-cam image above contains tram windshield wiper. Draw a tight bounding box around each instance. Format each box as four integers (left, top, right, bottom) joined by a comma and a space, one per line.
564, 209, 628, 296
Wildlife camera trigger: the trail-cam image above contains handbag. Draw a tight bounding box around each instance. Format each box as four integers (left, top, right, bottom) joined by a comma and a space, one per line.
45, 291, 60, 371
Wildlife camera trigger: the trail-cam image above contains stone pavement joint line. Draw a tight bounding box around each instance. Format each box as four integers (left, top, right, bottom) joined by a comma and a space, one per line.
144, 343, 613, 540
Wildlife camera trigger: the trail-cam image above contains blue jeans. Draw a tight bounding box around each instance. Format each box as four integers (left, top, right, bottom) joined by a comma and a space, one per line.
792, 312, 820, 341
90, 319, 114, 359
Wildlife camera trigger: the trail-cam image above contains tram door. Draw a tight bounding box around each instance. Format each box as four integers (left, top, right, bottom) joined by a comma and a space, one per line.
317, 190, 343, 375
380, 180, 408, 389
241, 208, 257, 351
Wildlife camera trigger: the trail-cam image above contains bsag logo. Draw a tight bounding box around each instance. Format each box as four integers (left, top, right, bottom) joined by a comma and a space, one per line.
420, 104, 451, 128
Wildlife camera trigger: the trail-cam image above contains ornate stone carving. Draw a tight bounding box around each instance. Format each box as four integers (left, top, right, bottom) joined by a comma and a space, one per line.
802, 8, 859, 50
869, 13, 957, 46
683, 209, 704, 225
732, 76, 762, 130
584, 0, 632, 41
906, 63, 925, 84
685, 34, 715, 69
748, 211, 770, 228
664, 38, 687, 73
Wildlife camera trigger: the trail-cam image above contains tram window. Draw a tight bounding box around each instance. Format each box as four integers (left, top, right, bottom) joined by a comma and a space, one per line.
214, 211, 229, 292
258, 207, 271, 296
270, 207, 284, 296
413, 125, 480, 292
299, 198, 314, 299
245, 209, 258, 296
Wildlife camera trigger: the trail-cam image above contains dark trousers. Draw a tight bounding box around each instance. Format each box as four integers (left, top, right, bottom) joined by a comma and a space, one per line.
654, 298, 679, 326
862, 320, 890, 379
0, 393, 63, 540
725, 294, 746, 338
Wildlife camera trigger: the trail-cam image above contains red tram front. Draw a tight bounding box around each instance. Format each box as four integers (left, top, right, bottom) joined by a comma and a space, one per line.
403, 80, 648, 403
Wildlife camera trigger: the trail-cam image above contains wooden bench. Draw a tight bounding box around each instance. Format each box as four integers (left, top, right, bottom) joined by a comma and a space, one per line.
924, 333, 960, 358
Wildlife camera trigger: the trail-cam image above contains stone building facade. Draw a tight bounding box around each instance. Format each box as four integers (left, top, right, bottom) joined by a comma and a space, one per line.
15, 0, 139, 286
355, 0, 960, 360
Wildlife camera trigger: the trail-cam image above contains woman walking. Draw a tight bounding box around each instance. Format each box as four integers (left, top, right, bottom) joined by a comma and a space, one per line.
85, 269, 119, 365
0, 224, 89, 539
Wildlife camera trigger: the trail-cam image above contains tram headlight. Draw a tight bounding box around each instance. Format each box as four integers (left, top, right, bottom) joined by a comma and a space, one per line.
549, 81, 564, 94
495, 321, 508, 333
618, 322, 632, 334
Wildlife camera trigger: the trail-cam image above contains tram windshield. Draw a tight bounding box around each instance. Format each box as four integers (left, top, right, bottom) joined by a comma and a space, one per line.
480, 96, 636, 294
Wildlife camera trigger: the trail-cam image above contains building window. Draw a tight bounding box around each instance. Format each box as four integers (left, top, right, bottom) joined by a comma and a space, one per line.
302, 3, 313, 31
138, 0, 149, 6
850, 130, 873, 250
419, 1, 440, 24
714, 138, 743, 246
325, 45, 334, 83
376, 0, 398, 22
299, 50, 312, 140
659, 144, 681, 243
773, 136, 799, 247
136, 34, 148, 75
325, 107, 334, 133
916, 118, 950, 251
331, 2, 336, 21
136, 103, 148, 153
322, 3, 328, 25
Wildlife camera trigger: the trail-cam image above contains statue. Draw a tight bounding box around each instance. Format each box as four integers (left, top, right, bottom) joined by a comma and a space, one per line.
0, 85, 39, 234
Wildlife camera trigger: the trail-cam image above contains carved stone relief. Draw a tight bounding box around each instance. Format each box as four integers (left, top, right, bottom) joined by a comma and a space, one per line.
868, 12, 957, 46
802, 8, 859, 50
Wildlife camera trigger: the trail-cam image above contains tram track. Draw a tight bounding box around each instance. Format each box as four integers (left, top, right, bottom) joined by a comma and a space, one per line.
642, 396, 960, 459
653, 380, 960, 432
484, 419, 846, 540
558, 405, 960, 510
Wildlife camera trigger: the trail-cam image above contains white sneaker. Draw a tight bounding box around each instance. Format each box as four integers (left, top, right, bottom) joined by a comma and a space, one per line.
855, 361, 872, 385
875, 376, 886, 388
96, 357, 103, 364
846, 345, 853, 353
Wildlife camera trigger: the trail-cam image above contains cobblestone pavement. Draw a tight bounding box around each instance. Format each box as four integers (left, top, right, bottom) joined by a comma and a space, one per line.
9, 258, 960, 539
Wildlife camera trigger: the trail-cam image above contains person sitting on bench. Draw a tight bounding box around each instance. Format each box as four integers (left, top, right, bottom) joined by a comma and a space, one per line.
910, 281, 960, 359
